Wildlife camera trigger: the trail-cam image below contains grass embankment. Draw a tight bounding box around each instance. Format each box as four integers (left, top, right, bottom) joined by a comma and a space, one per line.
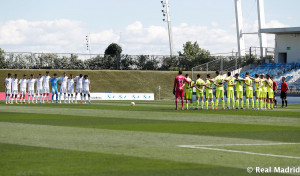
0, 69, 213, 100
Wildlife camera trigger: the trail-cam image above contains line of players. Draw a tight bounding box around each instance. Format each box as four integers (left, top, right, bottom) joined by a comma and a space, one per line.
4, 71, 92, 104
174, 70, 287, 110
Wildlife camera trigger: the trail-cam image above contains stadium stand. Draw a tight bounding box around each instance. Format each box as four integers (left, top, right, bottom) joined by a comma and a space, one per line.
239, 63, 300, 91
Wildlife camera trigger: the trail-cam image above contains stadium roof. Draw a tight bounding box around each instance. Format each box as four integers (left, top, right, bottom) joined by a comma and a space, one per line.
260, 27, 300, 34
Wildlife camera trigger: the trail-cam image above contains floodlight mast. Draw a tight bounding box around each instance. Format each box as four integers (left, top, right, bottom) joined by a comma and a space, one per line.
234, 0, 246, 57
86, 33, 92, 59
257, 0, 268, 59
161, 0, 174, 57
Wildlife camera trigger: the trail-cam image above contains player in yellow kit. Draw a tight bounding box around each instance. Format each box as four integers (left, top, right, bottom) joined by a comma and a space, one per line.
205, 74, 214, 110
250, 74, 262, 110
266, 74, 274, 110
184, 74, 194, 110
225, 72, 235, 109
234, 73, 244, 109
244, 72, 254, 109
209, 71, 225, 110
194, 74, 206, 110
259, 74, 268, 110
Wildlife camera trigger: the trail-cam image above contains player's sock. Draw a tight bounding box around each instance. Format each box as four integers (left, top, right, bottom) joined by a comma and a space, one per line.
236, 100, 239, 108
64, 94, 66, 103
227, 99, 230, 108
246, 99, 249, 108
285, 100, 287, 107
256, 99, 259, 108
282, 100, 284, 107
175, 98, 178, 109
186, 102, 189, 109
88, 97, 91, 103
268, 103, 270, 109
241, 100, 244, 108
56, 94, 58, 103
190, 103, 193, 109
196, 100, 199, 108
205, 101, 208, 108
52, 94, 54, 102
75, 96, 77, 103
215, 100, 219, 108
71, 96, 73, 103
222, 100, 225, 108
181, 99, 184, 109
264, 101, 267, 109
211, 101, 214, 109
251, 99, 254, 108
201, 101, 204, 109
81, 95, 83, 102
232, 98, 235, 108
271, 103, 274, 109
5, 95, 7, 103
15, 97, 17, 103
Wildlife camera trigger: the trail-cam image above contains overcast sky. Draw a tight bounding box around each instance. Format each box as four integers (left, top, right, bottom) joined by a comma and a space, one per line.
0, 0, 299, 55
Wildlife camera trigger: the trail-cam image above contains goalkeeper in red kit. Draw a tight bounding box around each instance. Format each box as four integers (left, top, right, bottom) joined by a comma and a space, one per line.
173, 71, 191, 110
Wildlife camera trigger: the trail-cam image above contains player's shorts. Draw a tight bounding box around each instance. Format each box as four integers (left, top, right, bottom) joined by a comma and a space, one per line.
227, 90, 234, 99
185, 90, 193, 100
43, 87, 50, 94
68, 88, 74, 95
236, 91, 243, 99
206, 91, 213, 99
175, 90, 184, 98
280, 91, 287, 99
20, 89, 26, 95
215, 89, 224, 98
28, 90, 35, 96
255, 91, 261, 99
196, 91, 204, 98
76, 88, 83, 93
51, 87, 58, 94
60, 87, 67, 94
12, 90, 18, 95
36, 89, 43, 94
246, 89, 253, 98
262, 91, 267, 98
5, 89, 11, 95
267, 91, 274, 99
83, 90, 90, 95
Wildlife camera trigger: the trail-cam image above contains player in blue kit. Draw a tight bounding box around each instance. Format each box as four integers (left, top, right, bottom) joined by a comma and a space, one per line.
50, 74, 60, 103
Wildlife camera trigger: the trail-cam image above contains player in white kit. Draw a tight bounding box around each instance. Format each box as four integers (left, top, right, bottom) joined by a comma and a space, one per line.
36, 73, 44, 103
83, 75, 91, 104
67, 74, 75, 104
42, 71, 51, 103
27, 74, 36, 104
19, 74, 27, 104
11, 74, 19, 104
59, 72, 68, 103
75, 74, 84, 103
4, 73, 12, 104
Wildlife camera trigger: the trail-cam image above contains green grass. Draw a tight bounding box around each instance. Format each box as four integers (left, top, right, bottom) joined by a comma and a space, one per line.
0, 101, 299, 176
0, 69, 213, 100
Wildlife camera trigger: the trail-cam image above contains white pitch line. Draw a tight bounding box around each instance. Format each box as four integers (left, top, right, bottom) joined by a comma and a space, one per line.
178, 142, 300, 147
177, 144, 300, 159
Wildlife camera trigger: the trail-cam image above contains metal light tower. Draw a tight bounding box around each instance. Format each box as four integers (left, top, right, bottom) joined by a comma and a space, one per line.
234, 0, 246, 57
257, 0, 268, 59
86, 33, 92, 59
161, 0, 174, 57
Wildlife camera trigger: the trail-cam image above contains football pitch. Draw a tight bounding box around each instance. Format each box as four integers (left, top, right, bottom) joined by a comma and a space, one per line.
0, 101, 300, 176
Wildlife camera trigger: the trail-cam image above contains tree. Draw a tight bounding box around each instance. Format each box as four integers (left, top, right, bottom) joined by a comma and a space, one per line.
104, 43, 122, 57
104, 43, 123, 69
178, 41, 211, 70
0, 48, 6, 68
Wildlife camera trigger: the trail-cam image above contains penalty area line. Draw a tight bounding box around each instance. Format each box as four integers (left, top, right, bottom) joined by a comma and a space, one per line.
177, 143, 300, 160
